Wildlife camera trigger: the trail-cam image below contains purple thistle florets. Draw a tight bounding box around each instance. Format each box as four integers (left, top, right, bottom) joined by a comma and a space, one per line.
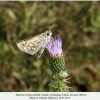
46, 35, 63, 57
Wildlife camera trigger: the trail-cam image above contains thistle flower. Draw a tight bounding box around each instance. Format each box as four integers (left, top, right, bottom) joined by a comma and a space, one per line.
46, 35, 69, 92
46, 35, 65, 72
47, 35, 62, 57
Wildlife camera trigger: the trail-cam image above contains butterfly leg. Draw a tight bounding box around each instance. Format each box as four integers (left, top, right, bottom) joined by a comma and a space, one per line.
37, 48, 45, 58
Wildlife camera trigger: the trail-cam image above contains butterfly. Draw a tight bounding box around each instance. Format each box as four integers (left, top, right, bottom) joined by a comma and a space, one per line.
16, 29, 52, 58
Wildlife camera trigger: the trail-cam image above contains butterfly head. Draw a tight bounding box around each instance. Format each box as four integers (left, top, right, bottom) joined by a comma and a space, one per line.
46, 30, 52, 37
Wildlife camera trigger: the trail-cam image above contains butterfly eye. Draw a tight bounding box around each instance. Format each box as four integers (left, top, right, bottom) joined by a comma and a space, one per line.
47, 33, 50, 36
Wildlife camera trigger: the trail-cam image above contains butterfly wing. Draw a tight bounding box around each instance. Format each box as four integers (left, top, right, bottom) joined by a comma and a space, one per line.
36, 37, 50, 58
16, 36, 44, 55
16, 30, 52, 57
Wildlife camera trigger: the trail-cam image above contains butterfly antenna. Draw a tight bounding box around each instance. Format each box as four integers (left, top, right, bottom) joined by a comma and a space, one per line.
49, 24, 55, 30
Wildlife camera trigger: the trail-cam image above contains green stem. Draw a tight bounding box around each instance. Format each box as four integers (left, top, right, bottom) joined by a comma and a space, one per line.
52, 73, 64, 92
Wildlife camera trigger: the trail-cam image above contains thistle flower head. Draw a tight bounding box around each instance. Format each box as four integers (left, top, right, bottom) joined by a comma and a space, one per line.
46, 35, 65, 73
46, 35, 63, 57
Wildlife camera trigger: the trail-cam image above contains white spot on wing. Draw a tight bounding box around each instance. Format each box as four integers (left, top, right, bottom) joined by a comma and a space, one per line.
22, 41, 25, 45
29, 43, 33, 47
24, 47, 27, 51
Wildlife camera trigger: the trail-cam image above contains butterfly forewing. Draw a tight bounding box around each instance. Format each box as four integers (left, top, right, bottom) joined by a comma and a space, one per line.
16, 30, 52, 57
17, 36, 43, 55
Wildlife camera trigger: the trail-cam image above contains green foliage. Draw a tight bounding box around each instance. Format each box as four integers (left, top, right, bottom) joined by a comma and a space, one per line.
0, 1, 100, 92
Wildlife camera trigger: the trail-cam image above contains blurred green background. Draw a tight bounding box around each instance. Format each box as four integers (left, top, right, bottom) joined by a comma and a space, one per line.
0, 1, 100, 92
